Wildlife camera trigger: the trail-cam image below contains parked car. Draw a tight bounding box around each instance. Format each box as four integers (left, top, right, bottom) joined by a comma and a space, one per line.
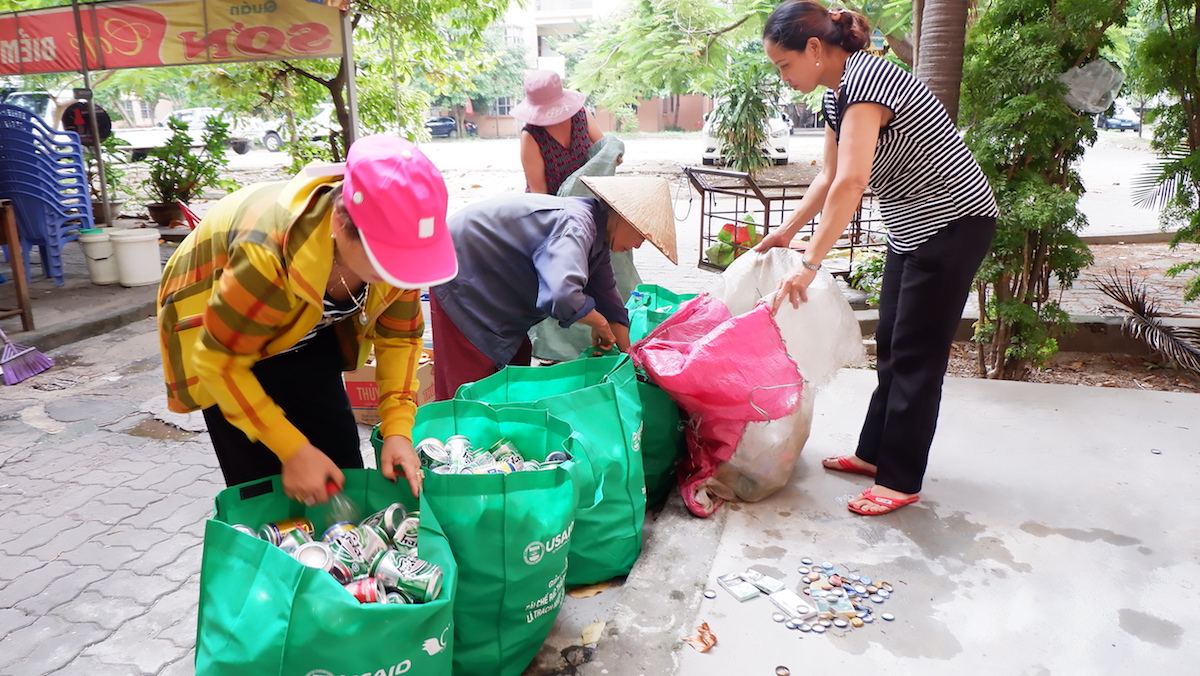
259, 103, 341, 152
1099, 114, 1140, 132
161, 107, 254, 154
701, 108, 790, 166
424, 116, 477, 139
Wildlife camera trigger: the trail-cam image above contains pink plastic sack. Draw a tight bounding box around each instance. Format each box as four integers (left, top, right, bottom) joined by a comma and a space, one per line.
631, 295, 803, 516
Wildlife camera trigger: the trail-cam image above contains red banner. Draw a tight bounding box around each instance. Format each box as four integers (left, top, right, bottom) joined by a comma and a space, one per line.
0, 0, 344, 75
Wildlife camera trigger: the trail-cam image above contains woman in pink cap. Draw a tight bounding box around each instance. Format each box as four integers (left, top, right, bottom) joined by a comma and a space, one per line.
157, 135, 456, 507
513, 70, 604, 195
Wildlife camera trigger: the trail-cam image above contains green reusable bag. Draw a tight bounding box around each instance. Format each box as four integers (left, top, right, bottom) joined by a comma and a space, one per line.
455, 355, 646, 586
373, 402, 592, 676
576, 346, 685, 510
626, 284, 699, 343
197, 469, 458, 676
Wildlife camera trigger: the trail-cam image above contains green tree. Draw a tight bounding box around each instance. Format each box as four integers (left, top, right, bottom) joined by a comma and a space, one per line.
961, 0, 1128, 380
412, 26, 527, 132
1129, 0, 1200, 301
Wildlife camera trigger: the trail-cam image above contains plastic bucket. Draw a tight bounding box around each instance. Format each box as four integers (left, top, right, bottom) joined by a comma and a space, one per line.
78, 230, 119, 285
109, 228, 163, 287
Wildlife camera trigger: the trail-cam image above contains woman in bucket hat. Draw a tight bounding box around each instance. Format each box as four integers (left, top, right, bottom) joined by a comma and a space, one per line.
513, 70, 603, 196
429, 176, 677, 400
157, 135, 455, 506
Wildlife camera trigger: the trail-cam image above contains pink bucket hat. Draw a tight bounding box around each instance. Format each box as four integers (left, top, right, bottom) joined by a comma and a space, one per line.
510, 70, 586, 126
342, 135, 456, 289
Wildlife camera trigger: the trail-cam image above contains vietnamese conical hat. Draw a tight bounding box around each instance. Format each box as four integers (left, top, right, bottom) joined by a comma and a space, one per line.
580, 176, 678, 265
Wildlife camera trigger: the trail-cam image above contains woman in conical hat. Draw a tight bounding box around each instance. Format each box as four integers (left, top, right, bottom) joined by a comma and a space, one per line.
429, 176, 677, 400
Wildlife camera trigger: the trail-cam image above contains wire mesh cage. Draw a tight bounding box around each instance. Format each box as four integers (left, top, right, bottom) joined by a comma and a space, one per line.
684, 166, 887, 275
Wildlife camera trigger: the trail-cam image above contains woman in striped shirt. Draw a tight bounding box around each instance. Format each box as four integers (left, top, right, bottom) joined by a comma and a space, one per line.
755, 1, 999, 515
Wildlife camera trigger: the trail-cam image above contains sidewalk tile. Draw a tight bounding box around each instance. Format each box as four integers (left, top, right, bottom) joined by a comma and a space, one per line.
15, 565, 109, 615
50, 589, 147, 632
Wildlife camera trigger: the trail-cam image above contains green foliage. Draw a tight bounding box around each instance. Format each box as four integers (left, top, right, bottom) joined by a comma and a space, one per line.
960, 0, 1127, 380
710, 41, 779, 174
142, 116, 235, 205
85, 135, 133, 201
1129, 1, 1200, 302
561, 0, 775, 112
849, 250, 886, 306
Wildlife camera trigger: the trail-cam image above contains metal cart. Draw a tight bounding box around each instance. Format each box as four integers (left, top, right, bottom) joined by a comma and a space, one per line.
684, 166, 886, 275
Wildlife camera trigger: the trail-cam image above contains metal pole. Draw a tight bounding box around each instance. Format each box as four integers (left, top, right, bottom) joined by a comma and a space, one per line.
72, 0, 111, 225
341, 9, 359, 143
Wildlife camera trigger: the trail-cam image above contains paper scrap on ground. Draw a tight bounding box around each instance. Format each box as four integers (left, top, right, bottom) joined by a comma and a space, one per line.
683, 622, 717, 653
567, 581, 612, 599
581, 621, 605, 645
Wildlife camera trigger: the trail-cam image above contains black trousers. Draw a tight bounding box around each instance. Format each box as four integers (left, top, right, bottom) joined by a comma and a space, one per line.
202, 325, 364, 487
855, 215, 997, 494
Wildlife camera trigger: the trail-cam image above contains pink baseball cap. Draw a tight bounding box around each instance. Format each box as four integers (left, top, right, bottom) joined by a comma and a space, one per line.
341, 135, 456, 289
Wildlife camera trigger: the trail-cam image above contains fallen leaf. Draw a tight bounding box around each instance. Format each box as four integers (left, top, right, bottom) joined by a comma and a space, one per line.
471, 184, 482, 188
682, 622, 717, 653
581, 620, 605, 645
568, 581, 612, 598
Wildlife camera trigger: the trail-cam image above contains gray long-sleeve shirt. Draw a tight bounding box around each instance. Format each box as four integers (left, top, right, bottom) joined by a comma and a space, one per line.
431, 193, 630, 368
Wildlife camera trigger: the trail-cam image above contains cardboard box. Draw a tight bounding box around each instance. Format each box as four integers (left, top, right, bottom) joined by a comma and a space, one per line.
344, 349, 435, 426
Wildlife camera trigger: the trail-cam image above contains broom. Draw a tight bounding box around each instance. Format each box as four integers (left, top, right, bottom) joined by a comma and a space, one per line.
0, 326, 53, 385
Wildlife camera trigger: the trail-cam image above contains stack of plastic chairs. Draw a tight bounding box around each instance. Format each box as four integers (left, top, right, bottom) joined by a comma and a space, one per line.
0, 104, 94, 286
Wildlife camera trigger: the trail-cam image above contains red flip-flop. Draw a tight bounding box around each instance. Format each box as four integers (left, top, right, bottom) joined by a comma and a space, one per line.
848, 487, 919, 516
822, 455, 877, 478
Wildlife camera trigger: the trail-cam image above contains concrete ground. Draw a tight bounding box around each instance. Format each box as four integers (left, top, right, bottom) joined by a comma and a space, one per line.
1, 132, 1195, 675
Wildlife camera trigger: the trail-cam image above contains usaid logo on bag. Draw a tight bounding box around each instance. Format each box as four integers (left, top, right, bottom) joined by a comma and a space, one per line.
631, 421, 644, 454
304, 625, 448, 676
523, 523, 574, 565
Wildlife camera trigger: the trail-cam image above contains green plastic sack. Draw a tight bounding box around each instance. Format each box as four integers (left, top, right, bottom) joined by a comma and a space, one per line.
577, 346, 685, 510
455, 355, 646, 586
626, 284, 699, 343
198, 470, 458, 676
373, 402, 591, 676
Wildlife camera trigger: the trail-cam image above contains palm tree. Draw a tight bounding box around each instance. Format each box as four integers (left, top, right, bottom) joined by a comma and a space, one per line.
913, 0, 972, 123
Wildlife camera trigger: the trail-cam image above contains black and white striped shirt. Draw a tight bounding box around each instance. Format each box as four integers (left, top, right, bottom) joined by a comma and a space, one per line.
279, 285, 366, 355
823, 52, 998, 253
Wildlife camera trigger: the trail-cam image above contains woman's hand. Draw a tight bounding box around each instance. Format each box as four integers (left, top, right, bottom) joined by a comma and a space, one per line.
380, 435, 424, 497
591, 323, 617, 352
771, 265, 818, 314
282, 443, 344, 505
754, 228, 794, 252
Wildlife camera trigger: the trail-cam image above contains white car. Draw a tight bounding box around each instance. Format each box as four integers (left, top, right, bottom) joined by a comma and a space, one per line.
701, 109, 791, 166
259, 103, 339, 152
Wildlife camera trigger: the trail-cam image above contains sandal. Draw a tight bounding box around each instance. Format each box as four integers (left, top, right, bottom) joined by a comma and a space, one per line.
848, 487, 919, 516
822, 455, 877, 478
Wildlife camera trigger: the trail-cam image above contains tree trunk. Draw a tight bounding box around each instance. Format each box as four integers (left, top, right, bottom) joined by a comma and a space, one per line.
914, 0, 970, 124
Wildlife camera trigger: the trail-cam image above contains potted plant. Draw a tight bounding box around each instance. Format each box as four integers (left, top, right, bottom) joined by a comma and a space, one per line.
141, 115, 235, 226
86, 135, 132, 225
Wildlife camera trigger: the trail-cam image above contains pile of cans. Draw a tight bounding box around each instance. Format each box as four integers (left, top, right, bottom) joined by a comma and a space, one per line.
709, 557, 898, 635
416, 435, 571, 475
238, 502, 443, 605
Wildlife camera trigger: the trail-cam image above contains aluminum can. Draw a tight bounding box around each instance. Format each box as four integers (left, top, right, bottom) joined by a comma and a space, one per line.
292, 541, 354, 584
321, 521, 357, 543
277, 528, 313, 554
444, 435, 473, 464
362, 502, 409, 539
344, 576, 386, 603
489, 439, 523, 465
371, 551, 443, 602
415, 438, 448, 467
518, 460, 542, 472
392, 516, 420, 557
327, 532, 372, 580
231, 524, 259, 539
544, 451, 571, 464
471, 460, 518, 475
384, 589, 417, 604
259, 517, 315, 546
431, 464, 460, 475
354, 524, 392, 563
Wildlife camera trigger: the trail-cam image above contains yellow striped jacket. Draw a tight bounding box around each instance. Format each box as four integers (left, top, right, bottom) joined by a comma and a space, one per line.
157, 169, 424, 461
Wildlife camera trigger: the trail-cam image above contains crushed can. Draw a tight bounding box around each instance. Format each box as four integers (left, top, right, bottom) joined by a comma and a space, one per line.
354, 524, 392, 563
362, 502, 408, 539
415, 438, 449, 467
259, 517, 315, 546
277, 528, 313, 554
370, 551, 443, 602
292, 541, 353, 584
344, 576, 386, 603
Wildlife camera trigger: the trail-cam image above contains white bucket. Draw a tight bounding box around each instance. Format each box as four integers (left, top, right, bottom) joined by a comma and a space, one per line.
109, 228, 163, 287
78, 231, 119, 285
